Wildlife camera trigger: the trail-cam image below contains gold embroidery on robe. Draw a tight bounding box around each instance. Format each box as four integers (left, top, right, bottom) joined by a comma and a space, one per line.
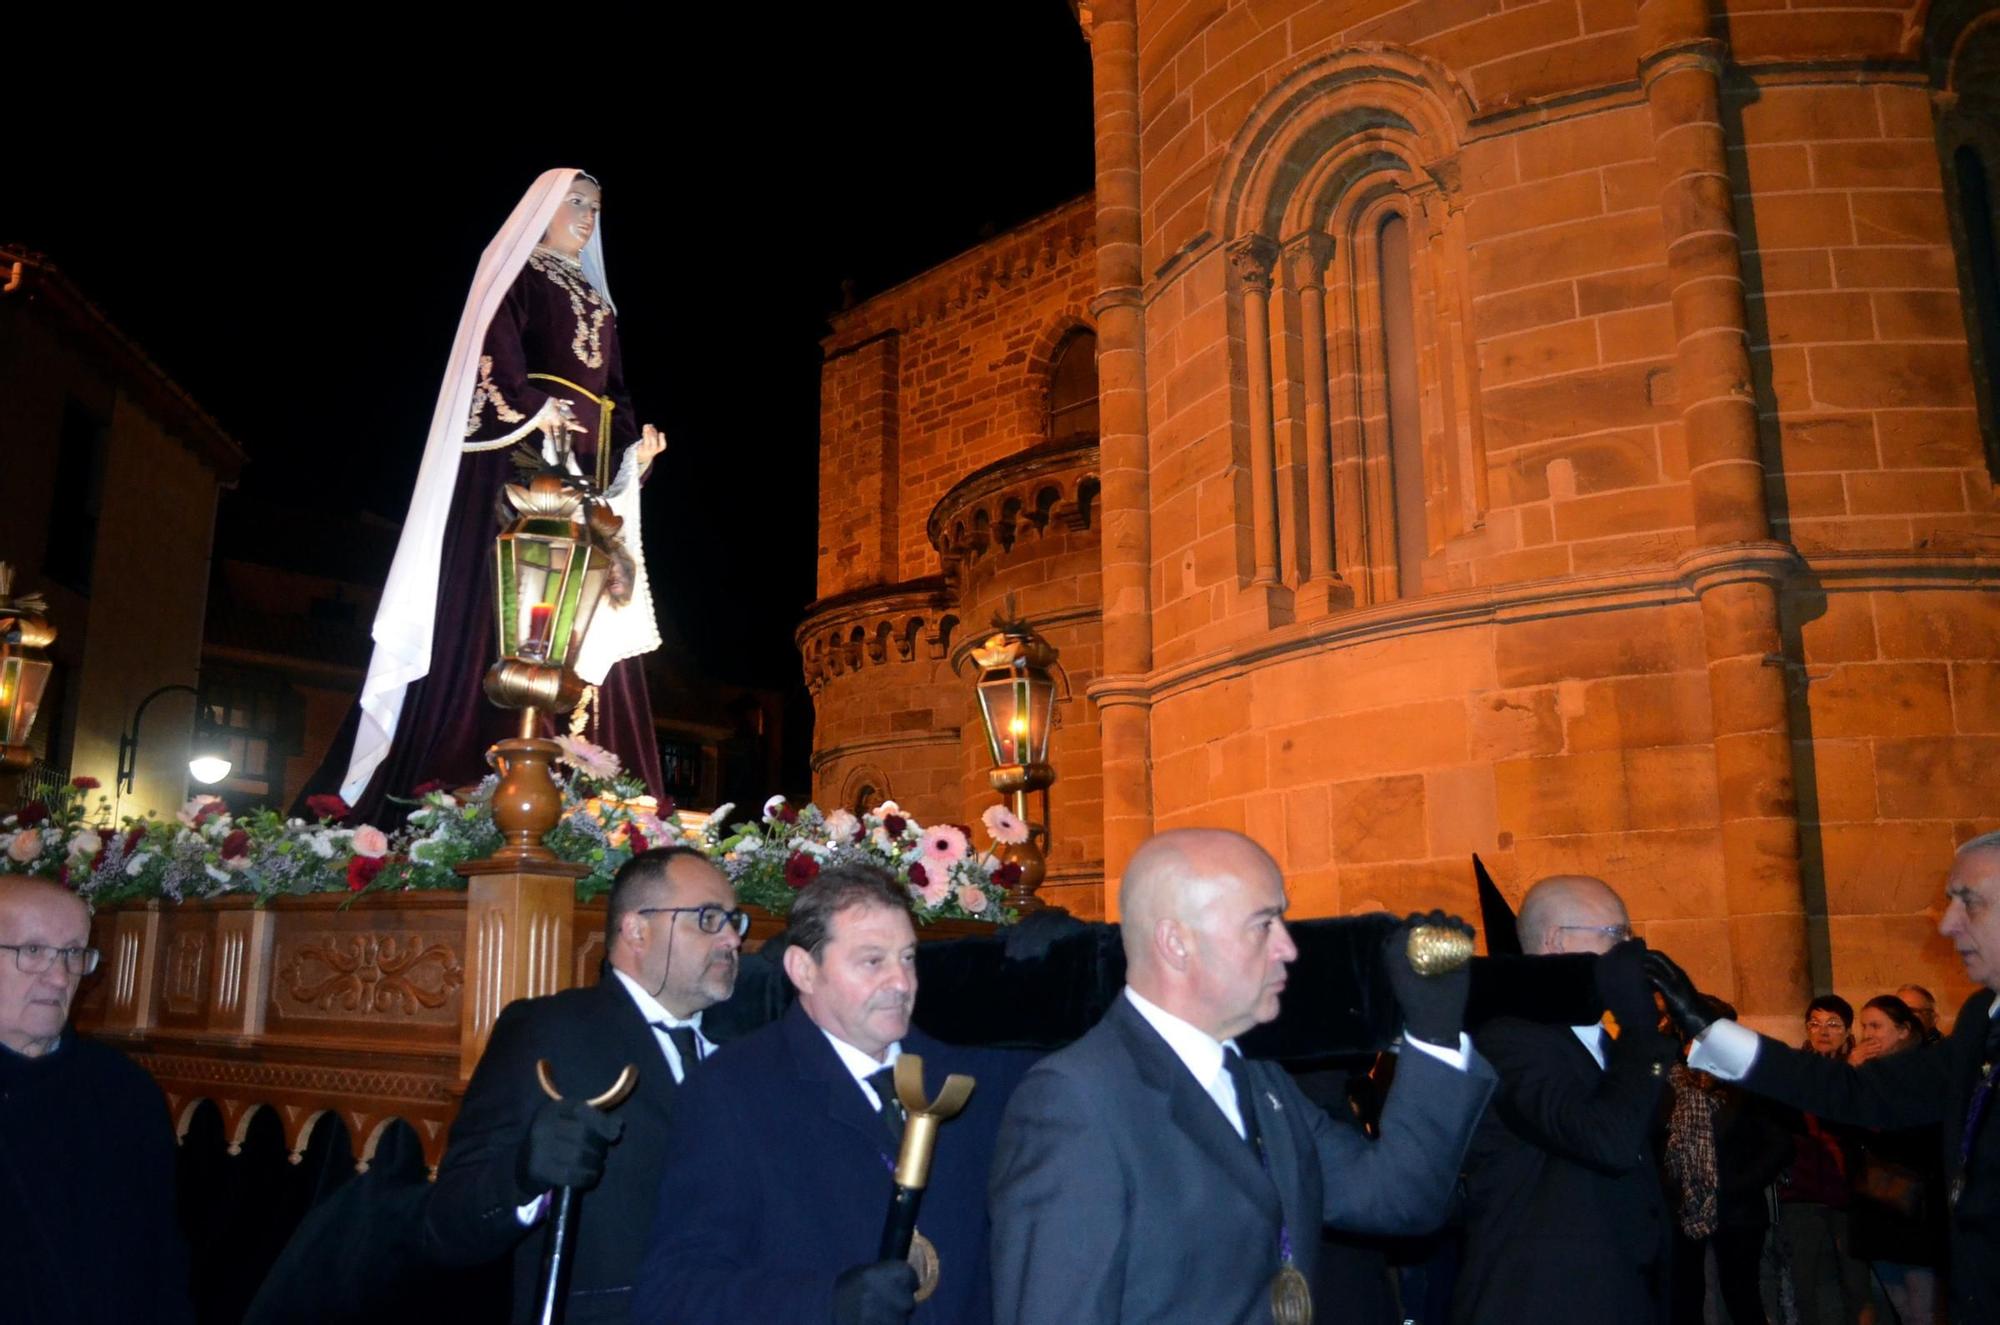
465, 354, 528, 437
527, 249, 607, 369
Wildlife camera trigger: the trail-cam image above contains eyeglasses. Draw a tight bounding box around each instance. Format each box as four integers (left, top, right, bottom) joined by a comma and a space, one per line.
1, 943, 101, 976
1805, 1018, 1848, 1033
1557, 924, 1632, 943
636, 905, 750, 937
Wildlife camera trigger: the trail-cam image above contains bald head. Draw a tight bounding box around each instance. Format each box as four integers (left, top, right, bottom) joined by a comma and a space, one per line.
1119, 829, 1298, 1040
1517, 875, 1629, 956
0, 878, 93, 1058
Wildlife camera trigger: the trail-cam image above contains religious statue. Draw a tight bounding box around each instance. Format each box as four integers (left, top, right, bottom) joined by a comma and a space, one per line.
302, 169, 667, 820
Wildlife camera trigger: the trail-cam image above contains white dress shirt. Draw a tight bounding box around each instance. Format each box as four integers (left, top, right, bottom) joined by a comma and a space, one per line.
610, 967, 714, 1084
817, 1026, 905, 1110
1572, 1023, 1609, 1069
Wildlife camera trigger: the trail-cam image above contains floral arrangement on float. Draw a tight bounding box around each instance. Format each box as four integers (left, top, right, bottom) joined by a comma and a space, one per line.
0, 738, 1018, 925
717, 797, 1025, 924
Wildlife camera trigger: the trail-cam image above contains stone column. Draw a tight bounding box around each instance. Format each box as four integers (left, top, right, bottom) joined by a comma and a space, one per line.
1640, 0, 1811, 1015
1286, 234, 1354, 614
1229, 235, 1284, 587
1081, 0, 1154, 899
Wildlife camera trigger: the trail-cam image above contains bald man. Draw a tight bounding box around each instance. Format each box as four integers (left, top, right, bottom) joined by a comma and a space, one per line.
1451, 874, 1677, 1325
0, 878, 192, 1324
988, 829, 1495, 1325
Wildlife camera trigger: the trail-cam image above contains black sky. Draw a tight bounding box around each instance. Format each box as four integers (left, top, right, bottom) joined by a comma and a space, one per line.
9, 5, 1095, 700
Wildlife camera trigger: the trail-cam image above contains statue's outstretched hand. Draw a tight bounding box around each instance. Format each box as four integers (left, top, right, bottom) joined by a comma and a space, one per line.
636, 424, 667, 476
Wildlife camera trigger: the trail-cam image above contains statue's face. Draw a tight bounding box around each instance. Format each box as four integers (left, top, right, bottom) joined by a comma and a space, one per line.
541, 178, 601, 258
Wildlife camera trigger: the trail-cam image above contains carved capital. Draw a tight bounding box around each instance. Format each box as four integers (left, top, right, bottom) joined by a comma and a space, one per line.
1281, 234, 1335, 290
1225, 235, 1281, 293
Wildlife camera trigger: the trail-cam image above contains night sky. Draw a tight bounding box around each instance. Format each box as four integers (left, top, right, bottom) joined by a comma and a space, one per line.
11, 5, 1094, 704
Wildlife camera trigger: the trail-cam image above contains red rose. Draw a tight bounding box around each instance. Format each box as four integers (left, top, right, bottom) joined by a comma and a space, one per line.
907, 862, 929, 888
784, 853, 820, 889
346, 855, 385, 891
883, 814, 907, 837
16, 801, 48, 827
122, 825, 148, 855
776, 804, 799, 825
191, 800, 226, 828
220, 829, 251, 861
70, 776, 101, 791
659, 796, 677, 816
994, 862, 1024, 888
627, 826, 650, 854
306, 794, 352, 823
409, 780, 446, 798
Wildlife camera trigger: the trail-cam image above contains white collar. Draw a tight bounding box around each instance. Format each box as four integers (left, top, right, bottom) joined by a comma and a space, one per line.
1125, 985, 1236, 1086
610, 968, 704, 1031
818, 1025, 903, 1085
1571, 1023, 1608, 1069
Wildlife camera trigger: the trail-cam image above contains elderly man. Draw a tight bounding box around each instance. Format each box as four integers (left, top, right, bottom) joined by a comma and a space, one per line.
1451, 875, 1678, 1325
1899, 983, 1943, 1045
1652, 831, 2000, 1324
633, 863, 1026, 1325
424, 845, 743, 1324
0, 878, 192, 1324
987, 828, 1495, 1325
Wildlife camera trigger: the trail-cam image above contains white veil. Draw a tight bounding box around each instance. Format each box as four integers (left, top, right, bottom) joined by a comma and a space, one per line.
340, 168, 650, 801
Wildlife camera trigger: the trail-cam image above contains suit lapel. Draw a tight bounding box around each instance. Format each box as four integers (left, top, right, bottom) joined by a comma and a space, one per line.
591, 974, 677, 1121
782, 1003, 897, 1156
1245, 1059, 1310, 1244
1109, 999, 1279, 1212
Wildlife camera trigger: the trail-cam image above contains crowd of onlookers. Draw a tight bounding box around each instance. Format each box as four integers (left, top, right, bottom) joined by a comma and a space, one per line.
1665, 984, 1952, 1325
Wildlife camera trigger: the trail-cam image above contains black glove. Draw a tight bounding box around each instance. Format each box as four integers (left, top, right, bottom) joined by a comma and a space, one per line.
1384, 910, 1473, 1047
516, 1097, 622, 1197
1644, 949, 1716, 1041
1594, 938, 1660, 1039
831, 1259, 918, 1325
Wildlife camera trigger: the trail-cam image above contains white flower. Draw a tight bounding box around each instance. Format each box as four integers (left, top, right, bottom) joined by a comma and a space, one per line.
204, 864, 231, 885
763, 795, 789, 820
870, 826, 897, 854
67, 830, 103, 859
307, 832, 336, 860
125, 852, 154, 877
823, 809, 860, 843
708, 803, 736, 833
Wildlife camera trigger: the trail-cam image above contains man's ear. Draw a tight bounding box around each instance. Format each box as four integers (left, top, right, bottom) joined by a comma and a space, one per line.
1157, 917, 1191, 972
782, 942, 816, 995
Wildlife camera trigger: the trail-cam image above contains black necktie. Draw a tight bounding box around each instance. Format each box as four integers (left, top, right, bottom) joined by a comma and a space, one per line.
1222, 1048, 1264, 1156
867, 1065, 905, 1149
658, 1023, 702, 1082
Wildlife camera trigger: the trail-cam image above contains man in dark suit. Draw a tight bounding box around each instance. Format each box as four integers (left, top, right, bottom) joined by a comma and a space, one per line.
987, 828, 1496, 1325
423, 846, 743, 1325
1653, 831, 2000, 1324
1450, 874, 1678, 1325
632, 862, 1027, 1325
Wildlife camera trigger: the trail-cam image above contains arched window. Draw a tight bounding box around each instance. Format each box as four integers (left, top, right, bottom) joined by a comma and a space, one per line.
1047, 330, 1099, 442
1932, 11, 2000, 477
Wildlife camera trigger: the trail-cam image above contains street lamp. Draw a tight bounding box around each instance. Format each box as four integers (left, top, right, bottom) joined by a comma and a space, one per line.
970, 618, 1061, 914
0, 564, 55, 775
474, 473, 613, 865
116, 684, 233, 794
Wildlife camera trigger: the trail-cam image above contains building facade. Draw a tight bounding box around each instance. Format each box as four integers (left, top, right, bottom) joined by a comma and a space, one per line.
806, 0, 2000, 1021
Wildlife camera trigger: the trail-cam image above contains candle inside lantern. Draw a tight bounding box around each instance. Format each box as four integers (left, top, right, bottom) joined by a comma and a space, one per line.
525, 602, 555, 657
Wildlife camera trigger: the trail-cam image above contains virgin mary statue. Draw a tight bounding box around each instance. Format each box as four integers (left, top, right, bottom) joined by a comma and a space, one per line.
301, 169, 666, 820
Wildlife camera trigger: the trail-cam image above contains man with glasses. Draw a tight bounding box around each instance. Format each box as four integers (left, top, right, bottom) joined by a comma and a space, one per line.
1451, 874, 1680, 1325
0, 877, 193, 1323
425, 846, 743, 1324
634, 862, 1028, 1325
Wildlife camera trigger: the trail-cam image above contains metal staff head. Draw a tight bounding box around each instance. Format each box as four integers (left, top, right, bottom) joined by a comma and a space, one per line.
889, 1053, 975, 1190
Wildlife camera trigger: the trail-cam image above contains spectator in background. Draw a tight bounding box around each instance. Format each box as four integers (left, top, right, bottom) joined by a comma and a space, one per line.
1772, 994, 1874, 1325
1847, 996, 1947, 1325
1895, 985, 1942, 1046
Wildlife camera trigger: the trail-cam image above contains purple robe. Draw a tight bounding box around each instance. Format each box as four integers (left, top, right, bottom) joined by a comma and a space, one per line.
301, 250, 664, 821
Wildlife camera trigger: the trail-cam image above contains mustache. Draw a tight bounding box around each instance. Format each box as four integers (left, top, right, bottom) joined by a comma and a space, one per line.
866, 993, 913, 1015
